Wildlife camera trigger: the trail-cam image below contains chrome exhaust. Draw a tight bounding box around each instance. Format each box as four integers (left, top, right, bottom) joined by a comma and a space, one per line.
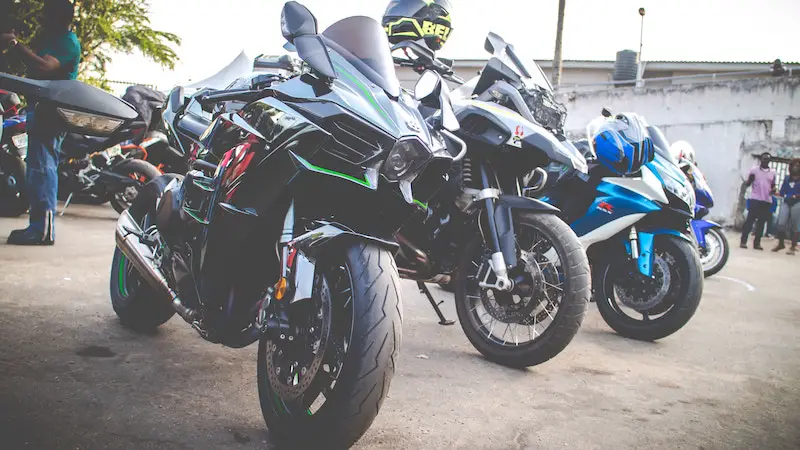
115, 210, 196, 323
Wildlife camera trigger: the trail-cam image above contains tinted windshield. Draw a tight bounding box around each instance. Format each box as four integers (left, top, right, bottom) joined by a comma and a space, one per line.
487, 33, 552, 92
322, 16, 401, 97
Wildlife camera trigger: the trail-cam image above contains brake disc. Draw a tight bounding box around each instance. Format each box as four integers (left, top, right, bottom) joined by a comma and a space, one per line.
480, 250, 552, 324
614, 255, 671, 311
265, 277, 331, 400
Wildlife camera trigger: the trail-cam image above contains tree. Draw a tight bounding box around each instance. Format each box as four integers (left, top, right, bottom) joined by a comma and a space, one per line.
1, 0, 180, 90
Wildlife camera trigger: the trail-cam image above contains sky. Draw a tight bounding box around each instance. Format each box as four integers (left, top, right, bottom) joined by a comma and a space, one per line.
104, 0, 800, 91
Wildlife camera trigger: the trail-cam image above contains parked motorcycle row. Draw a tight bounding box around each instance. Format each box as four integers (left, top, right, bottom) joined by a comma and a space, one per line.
0, 1, 732, 447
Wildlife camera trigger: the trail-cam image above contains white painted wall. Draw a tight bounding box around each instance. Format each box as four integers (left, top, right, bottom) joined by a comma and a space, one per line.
557, 77, 800, 225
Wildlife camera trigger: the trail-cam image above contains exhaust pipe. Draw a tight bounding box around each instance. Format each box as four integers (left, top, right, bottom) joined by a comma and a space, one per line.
115, 210, 196, 323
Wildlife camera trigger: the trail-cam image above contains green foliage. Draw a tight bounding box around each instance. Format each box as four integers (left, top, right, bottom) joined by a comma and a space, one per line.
1, 0, 180, 90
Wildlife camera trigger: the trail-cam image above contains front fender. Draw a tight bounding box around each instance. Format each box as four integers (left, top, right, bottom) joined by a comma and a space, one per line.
630, 228, 692, 277
290, 222, 399, 259
495, 194, 560, 267
690, 219, 721, 249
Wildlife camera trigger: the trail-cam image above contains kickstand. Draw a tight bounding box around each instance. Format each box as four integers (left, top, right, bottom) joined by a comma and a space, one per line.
59, 192, 74, 217
417, 281, 455, 326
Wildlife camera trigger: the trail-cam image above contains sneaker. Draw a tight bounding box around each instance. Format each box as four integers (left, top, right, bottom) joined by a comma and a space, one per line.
772, 243, 786, 252
753, 245, 764, 250
6, 228, 54, 246
788, 248, 797, 255
740, 243, 748, 249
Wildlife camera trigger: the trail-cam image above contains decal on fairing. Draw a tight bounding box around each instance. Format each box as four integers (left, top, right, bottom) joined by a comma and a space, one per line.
509, 125, 524, 148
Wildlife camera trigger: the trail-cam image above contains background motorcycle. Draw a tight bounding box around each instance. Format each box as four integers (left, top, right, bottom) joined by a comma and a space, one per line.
392, 34, 591, 368
0, 3, 464, 447
538, 114, 703, 341
0, 90, 27, 216
680, 159, 729, 277
58, 126, 162, 214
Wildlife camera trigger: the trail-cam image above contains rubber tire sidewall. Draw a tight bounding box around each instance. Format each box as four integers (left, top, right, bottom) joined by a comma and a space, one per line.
595, 235, 703, 341
0, 152, 27, 217
454, 212, 590, 368
108, 175, 177, 331
702, 227, 729, 278
109, 159, 162, 214
257, 242, 403, 449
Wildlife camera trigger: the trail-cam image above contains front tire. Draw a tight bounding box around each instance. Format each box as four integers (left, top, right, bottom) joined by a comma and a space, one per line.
0, 153, 27, 217
258, 243, 402, 449
455, 213, 590, 368
700, 227, 729, 278
595, 235, 702, 341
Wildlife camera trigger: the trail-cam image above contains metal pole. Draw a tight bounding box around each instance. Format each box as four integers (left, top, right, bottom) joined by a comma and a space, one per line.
552, 0, 566, 86
638, 8, 646, 72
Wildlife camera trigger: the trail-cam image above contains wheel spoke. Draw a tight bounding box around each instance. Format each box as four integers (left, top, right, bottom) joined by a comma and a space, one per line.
542, 280, 564, 292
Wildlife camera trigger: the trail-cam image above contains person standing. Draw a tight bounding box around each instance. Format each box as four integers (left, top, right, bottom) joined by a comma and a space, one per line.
740, 152, 776, 250
0, 0, 81, 245
772, 159, 800, 255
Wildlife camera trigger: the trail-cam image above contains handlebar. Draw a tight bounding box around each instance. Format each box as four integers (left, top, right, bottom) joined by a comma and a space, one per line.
196, 89, 262, 108
441, 129, 467, 162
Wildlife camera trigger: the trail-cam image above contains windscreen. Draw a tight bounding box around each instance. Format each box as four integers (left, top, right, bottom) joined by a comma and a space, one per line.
647, 126, 674, 163
487, 34, 552, 92
322, 16, 401, 97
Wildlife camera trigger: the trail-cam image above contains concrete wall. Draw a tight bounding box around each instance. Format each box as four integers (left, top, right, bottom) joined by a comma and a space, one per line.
557, 77, 800, 225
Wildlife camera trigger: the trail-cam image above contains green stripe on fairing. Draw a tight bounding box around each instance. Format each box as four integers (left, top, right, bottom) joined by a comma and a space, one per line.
333, 63, 395, 127
413, 199, 428, 210
293, 154, 376, 189
183, 207, 210, 225
118, 254, 127, 296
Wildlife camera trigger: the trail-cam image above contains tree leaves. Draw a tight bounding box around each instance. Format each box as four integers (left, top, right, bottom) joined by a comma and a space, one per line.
2, 0, 180, 90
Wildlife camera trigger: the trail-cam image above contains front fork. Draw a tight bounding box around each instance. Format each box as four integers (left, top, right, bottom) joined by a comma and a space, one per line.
477, 162, 514, 292
625, 226, 656, 278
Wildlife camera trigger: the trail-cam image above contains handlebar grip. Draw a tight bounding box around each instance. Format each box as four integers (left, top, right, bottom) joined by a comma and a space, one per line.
441, 129, 467, 162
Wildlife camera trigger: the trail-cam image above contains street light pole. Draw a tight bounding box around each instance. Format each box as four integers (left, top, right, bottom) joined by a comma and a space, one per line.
552, 0, 566, 87
638, 7, 645, 68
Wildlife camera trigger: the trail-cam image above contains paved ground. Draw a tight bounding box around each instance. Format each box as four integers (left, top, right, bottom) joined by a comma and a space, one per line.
0, 203, 798, 449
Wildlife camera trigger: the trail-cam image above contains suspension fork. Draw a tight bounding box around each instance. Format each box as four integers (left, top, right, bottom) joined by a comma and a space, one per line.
477, 161, 513, 291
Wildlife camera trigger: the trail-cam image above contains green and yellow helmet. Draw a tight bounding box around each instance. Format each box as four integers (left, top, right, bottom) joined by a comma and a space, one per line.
382, 0, 453, 51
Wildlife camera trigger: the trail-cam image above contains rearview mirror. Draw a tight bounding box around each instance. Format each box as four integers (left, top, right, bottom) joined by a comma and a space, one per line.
484, 32, 506, 56
280, 1, 318, 44
414, 71, 442, 106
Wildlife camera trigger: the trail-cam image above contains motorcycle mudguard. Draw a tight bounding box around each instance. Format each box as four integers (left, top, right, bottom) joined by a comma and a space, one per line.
494, 194, 560, 267
626, 228, 691, 277
690, 219, 721, 249
291, 222, 399, 259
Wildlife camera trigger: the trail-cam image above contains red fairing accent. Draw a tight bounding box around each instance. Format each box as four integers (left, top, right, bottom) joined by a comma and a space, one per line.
219, 143, 256, 201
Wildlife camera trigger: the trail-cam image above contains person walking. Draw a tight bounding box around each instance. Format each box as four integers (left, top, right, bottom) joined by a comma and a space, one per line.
740, 152, 776, 250
0, 0, 81, 245
772, 159, 800, 255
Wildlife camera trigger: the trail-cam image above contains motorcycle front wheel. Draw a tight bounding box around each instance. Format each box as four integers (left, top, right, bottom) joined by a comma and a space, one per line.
455, 212, 590, 368
258, 242, 402, 449
595, 235, 703, 341
699, 227, 729, 278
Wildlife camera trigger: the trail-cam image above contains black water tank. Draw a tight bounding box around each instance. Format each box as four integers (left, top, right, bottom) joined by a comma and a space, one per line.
613, 50, 639, 87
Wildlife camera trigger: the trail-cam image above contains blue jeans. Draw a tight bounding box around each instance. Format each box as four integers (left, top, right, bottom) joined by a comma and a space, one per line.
25, 109, 64, 240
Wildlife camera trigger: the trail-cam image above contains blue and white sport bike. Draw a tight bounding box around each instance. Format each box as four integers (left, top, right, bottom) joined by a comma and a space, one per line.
0, 90, 28, 217
537, 116, 703, 341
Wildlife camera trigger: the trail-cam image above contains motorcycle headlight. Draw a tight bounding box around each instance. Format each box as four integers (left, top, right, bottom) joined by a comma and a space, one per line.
663, 175, 695, 210
382, 138, 432, 181
57, 107, 124, 135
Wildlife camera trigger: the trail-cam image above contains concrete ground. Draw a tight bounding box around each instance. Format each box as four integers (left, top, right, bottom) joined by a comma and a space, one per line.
0, 203, 798, 450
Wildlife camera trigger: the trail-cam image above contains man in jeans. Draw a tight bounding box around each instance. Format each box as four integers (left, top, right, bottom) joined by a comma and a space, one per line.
0, 0, 81, 245
772, 159, 800, 255
740, 152, 776, 250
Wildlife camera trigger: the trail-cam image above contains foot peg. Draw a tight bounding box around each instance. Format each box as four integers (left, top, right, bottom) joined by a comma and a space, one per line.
417, 282, 455, 326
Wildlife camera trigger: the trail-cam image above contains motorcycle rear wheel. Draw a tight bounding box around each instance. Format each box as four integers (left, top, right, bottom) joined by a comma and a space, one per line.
455, 212, 590, 368
110, 160, 162, 213
595, 235, 703, 341
258, 242, 402, 449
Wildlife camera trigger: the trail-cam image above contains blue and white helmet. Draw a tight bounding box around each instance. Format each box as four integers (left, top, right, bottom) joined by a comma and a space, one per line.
587, 112, 654, 175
